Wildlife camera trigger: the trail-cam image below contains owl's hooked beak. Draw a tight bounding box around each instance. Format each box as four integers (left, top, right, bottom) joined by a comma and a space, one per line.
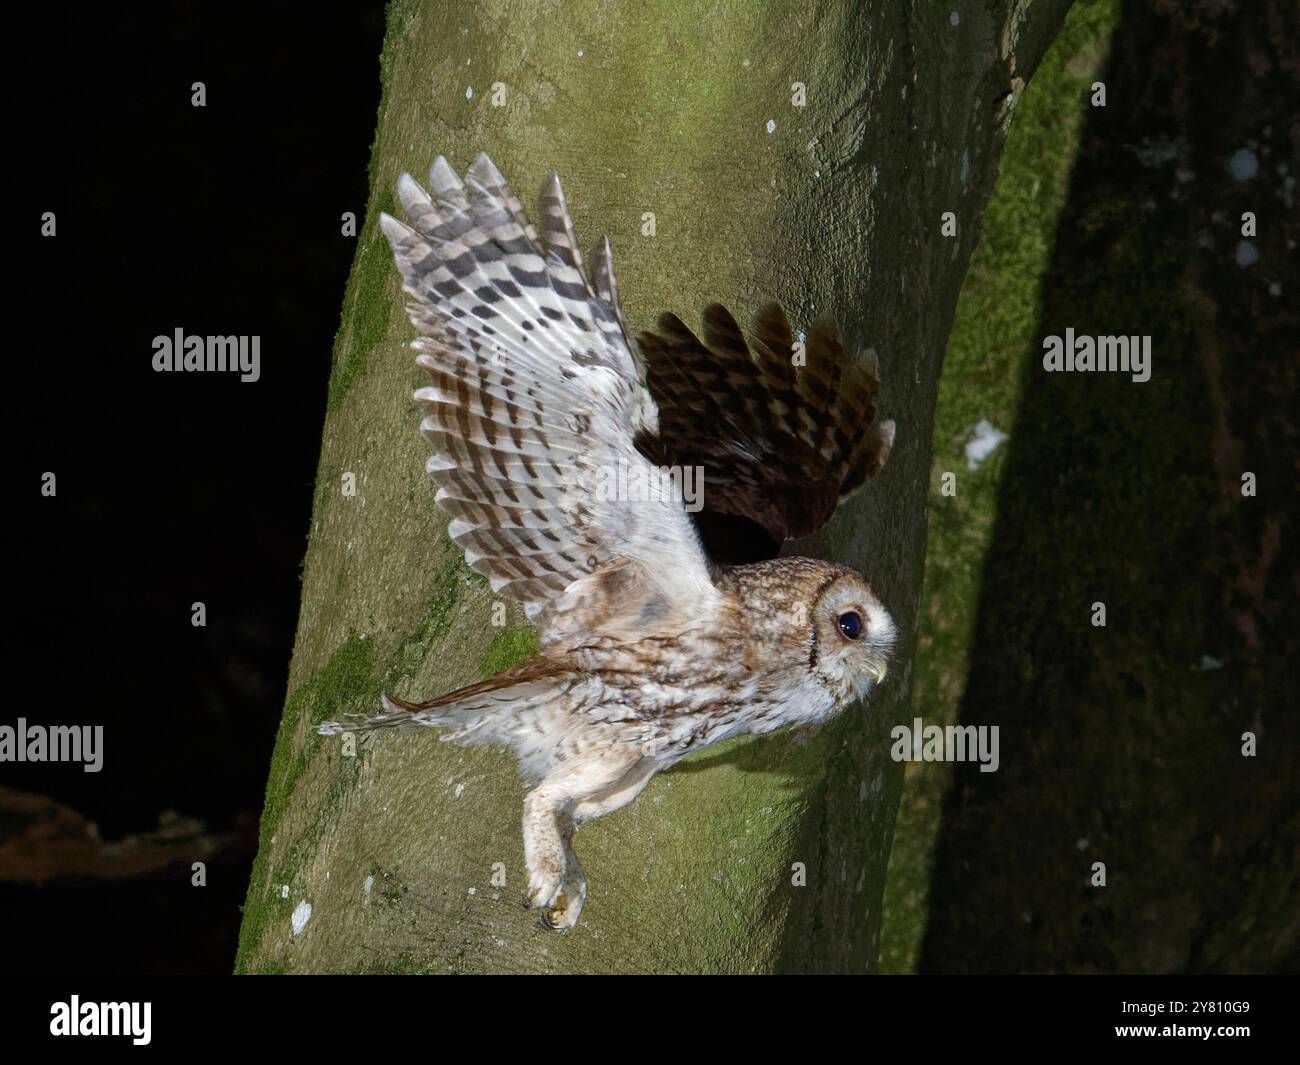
849, 656, 890, 702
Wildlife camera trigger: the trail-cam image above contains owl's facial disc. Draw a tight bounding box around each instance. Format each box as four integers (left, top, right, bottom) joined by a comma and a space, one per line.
812, 573, 896, 702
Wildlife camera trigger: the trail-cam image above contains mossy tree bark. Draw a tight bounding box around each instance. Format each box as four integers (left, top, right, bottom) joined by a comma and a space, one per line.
237, 0, 1071, 973
917, 0, 1300, 974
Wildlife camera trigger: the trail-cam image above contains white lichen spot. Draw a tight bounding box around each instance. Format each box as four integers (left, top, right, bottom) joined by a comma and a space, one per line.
363, 875, 374, 902
949, 11, 960, 26
742, 58, 751, 67
1227, 148, 1258, 181
466, 85, 474, 100
766, 118, 776, 134
963, 420, 1009, 469
1200, 654, 1225, 671
454, 782, 466, 798
467, 886, 477, 895
1235, 241, 1259, 267
280, 884, 289, 899
291, 900, 312, 936
1076, 837, 1090, 850
577, 49, 584, 57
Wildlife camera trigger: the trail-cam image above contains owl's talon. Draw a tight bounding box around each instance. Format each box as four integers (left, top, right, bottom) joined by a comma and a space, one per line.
539, 890, 583, 931
539, 899, 565, 932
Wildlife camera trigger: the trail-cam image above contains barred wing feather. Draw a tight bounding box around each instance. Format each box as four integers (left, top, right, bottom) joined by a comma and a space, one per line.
379, 153, 718, 638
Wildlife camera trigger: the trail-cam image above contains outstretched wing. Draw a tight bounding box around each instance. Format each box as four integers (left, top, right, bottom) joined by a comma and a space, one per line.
635, 303, 895, 563
380, 153, 718, 641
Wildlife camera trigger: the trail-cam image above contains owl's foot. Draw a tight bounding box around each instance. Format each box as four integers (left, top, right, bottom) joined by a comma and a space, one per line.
523, 862, 586, 930
520, 756, 645, 932
539, 865, 587, 931
523, 854, 563, 912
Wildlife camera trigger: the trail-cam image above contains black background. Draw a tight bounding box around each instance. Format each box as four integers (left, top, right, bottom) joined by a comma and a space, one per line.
15, 1, 386, 973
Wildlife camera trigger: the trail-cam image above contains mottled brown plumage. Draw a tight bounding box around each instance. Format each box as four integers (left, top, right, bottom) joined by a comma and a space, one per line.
318, 154, 897, 930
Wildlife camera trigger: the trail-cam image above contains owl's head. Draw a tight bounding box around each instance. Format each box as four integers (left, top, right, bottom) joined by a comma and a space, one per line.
809, 570, 896, 703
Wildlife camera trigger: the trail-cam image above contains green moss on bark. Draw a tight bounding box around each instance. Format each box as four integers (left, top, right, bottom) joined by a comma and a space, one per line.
894, 0, 1298, 974
879, 0, 1122, 974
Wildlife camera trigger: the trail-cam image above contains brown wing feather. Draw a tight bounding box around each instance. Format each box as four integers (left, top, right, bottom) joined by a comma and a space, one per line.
378, 153, 718, 629
636, 302, 894, 561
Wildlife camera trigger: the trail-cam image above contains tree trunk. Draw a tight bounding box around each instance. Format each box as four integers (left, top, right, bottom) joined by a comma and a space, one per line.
237, 0, 1072, 974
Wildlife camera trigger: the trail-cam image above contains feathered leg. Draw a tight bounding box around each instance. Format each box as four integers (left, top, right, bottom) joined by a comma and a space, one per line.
571, 758, 660, 823
522, 749, 646, 930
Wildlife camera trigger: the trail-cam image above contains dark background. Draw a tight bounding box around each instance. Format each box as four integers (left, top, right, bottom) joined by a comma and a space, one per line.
14, 1, 386, 972
917, 0, 1297, 974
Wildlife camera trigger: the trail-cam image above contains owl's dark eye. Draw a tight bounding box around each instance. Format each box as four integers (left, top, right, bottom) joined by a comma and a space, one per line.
837, 611, 863, 640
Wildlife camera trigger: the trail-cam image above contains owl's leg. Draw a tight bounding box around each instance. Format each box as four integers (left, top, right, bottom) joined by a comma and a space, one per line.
551, 810, 586, 930
522, 751, 643, 930
545, 758, 659, 930
569, 757, 660, 823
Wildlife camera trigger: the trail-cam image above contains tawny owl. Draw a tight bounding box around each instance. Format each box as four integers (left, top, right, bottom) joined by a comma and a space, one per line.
318, 153, 897, 930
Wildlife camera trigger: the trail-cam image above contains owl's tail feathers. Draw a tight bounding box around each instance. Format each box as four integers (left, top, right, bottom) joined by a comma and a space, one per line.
315, 691, 463, 735
315, 655, 576, 740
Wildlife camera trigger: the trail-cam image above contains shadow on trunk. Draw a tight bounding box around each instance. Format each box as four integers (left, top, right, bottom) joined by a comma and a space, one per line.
919, 0, 1298, 974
